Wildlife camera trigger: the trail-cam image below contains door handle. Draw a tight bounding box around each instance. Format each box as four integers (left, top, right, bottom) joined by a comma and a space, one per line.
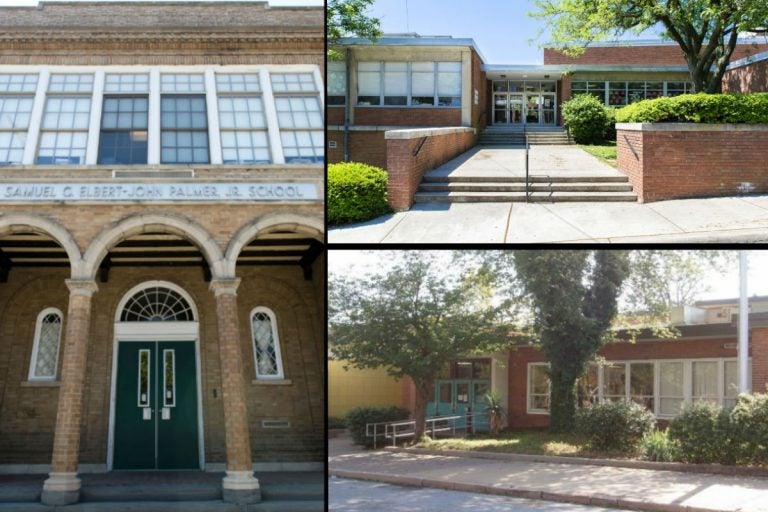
161, 407, 171, 420
142, 407, 152, 420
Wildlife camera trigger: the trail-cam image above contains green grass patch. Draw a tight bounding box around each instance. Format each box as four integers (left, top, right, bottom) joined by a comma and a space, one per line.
579, 142, 617, 166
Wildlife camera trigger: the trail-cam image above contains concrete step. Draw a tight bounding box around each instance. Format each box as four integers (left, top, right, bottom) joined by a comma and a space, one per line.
252, 500, 325, 512
81, 483, 221, 502
413, 191, 638, 202
0, 504, 49, 512
419, 182, 634, 193
61, 501, 240, 512
422, 175, 630, 183
261, 483, 323, 501
0, 486, 40, 503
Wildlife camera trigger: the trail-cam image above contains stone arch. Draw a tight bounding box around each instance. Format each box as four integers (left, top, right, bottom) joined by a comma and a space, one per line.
0, 214, 83, 278
223, 212, 324, 277
81, 213, 226, 280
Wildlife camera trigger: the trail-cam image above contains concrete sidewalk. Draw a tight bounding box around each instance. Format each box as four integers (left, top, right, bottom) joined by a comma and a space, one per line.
329, 439, 768, 512
328, 195, 768, 244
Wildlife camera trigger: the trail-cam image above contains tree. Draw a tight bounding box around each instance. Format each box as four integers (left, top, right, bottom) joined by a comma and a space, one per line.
513, 250, 630, 432
329, 251, 513, 440
531, 1, 768, 93
327, 0, 382, 59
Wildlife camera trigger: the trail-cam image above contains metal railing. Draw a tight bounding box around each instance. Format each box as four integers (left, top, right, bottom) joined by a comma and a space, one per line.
525, 135, 530, 202
365, 411, 492, 449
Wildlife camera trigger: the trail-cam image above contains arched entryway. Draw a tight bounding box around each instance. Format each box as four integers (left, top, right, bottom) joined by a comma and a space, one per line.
106, 281, 203, 470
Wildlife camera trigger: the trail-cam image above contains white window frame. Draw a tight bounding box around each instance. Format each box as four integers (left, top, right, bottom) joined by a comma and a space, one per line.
250, 306, 284, 380
525, 357, 747, 419
527, 362, 550, 415
356, 61, 462, 108
27, 307, 64, 381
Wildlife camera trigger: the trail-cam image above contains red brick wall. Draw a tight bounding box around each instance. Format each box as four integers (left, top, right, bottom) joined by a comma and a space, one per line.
355, 108, 461, 126
544, 43, 768, 66
751, 328, 768, 393
723, 59, 768, 93
327, 130, 388, 169
328, 107, 345, 126
386, 129, 475, 211
617, 125, 768, 202
471, 49, 488, 132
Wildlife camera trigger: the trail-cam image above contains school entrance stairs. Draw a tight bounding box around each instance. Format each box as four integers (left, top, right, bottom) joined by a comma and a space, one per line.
414, 144, 637, 203
0, 471, 323, 512
477, 125, 573, 146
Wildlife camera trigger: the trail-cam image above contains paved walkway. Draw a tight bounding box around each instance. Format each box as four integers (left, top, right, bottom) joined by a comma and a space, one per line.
424, 145, 623, 179
328, 438, 768, 512
329, 195, 768, 243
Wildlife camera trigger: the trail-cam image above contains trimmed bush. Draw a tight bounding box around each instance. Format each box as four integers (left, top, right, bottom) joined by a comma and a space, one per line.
328, 162, 391, 225
641, 429, 678, 462
561, 93, 612, 144
328, 416, 346, 430
729, 393, 768, 465
668, 401, 733, 464
344, 405, 411, 448
575, 400, 655, 452
615, 93, 768, 124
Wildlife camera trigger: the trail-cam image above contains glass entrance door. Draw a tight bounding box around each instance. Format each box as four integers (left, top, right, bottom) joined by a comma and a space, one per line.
525, 95, 540, 124
493, 93, 508, 124
541, 94, 556, 125
509, 94, 523, 124
492, 80, 557, 125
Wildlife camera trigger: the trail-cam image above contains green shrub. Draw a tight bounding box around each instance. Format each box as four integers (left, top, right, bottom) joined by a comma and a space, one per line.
729, 393, 768, 465
615, 93, 768, 124
575, 400, 655, 452
328, 162, 391, 225
562, 94, 612, 144
641, 429, 678, 462
668, 401, 733, 464
344, 405, 411, 448
328, 416, 346, 430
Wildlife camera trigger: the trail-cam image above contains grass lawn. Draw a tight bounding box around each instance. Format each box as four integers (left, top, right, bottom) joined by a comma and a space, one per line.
579, 141, 617, 167
417, 431, 632, 459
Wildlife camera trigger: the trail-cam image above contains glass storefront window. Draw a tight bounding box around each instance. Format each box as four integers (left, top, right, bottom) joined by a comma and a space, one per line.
608, 82, 627, 106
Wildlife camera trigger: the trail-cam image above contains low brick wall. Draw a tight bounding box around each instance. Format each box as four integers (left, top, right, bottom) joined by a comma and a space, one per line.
617, 123, 768, 203
385, 127, 475, 211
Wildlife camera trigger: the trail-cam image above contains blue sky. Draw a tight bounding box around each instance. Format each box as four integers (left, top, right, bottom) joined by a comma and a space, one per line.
0, 0, 322, 6
368, 0, 664, 64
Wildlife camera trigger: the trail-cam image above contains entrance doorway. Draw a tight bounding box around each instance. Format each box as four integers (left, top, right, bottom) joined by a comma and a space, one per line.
492, 80, 557, 126
427, 359, 491, 432
113, 341, 199, 470
108, 281, 203, 471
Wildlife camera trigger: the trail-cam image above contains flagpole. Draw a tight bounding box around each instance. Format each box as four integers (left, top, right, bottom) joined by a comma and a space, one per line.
738, 251, 750, 393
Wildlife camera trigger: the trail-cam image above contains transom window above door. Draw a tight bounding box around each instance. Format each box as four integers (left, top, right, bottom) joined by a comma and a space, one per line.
120, 285, 195, 322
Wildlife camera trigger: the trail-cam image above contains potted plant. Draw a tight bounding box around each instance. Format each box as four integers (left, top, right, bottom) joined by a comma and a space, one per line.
484, 390, 504, 436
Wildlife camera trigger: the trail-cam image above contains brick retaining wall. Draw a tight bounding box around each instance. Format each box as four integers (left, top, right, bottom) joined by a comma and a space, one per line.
616, 123, 768, 203
385, 127, 475, 211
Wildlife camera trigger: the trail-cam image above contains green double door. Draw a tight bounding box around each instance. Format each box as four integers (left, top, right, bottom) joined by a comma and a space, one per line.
113, 341, 200, 470
428, 380, 490, 432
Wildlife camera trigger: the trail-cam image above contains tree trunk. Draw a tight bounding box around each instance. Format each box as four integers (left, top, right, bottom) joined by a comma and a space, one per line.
412, 378, 433, 441
548, 368, 578, 433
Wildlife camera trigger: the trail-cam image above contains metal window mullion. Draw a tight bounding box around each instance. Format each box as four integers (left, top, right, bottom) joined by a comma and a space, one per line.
717, 359, 725, 406
22, 69, 49, 165
260, 69, 284, 164
204, 70, 223, 164
85, 70, 104, 165
654, 361, 660, 416
148, 69, 161, 164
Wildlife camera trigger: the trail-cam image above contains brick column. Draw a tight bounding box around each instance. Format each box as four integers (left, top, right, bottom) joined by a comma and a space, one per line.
751, 328, 768, 393
41, 280, 98, 506
210, 278, 261, 504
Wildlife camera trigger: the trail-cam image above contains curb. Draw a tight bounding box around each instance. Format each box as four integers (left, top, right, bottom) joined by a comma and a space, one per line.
386, 447, 768, 478
329, 469, 717, 512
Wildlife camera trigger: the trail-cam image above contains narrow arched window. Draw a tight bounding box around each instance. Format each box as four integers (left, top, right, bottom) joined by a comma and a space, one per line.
251, 307, 284, 379
28, 308, 64, 380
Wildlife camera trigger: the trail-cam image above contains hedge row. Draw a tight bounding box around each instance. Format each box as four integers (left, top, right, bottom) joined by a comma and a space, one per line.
615, 93, 768, 124
328, 162, 391, 225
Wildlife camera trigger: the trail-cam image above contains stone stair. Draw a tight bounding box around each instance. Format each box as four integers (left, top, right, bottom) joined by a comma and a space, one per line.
0, 474, 324, 512
477, 126, 573, 145
415, 175, 637, 203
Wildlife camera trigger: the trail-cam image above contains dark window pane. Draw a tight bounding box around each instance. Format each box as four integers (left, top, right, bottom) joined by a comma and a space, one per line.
98, 131, 148, 164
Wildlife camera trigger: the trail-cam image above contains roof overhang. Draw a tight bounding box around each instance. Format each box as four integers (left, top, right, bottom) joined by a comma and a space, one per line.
337, 36, 487, 63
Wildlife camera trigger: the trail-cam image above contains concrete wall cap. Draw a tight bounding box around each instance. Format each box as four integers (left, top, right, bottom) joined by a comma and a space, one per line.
617, 122, 768, 132
385, 126, 475, 139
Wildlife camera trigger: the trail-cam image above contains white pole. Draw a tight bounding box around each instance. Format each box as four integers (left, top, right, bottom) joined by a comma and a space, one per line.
739, 251, 750, 393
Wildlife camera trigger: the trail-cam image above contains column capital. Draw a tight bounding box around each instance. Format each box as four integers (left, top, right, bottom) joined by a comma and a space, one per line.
64, 279, 98, 297
209, 278, 241, 297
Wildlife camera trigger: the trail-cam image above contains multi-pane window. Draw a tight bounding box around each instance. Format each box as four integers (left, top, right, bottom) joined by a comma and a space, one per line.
251, 307, 284, 380
576, 80, 693, 106
104, 73, 149, 94
37, 74, 93, 165
357, 61, 462, 107
327, 61, 346, 106
161, 73, 209, 164
270, 73, 316, 93
217, 74, 270, 164
273, 73, 323, 163
98, 96, 149, 164
529, 359, 743, 417
28, 308, 63, 380
0, 74, 37, 164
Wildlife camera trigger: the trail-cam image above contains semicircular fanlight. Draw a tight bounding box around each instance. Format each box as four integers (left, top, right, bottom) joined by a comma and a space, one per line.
120, 286, 195, 322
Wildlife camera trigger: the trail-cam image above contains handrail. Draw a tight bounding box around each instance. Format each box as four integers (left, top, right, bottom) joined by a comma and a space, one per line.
365, 411, 492, 448
525, 135, 530, 202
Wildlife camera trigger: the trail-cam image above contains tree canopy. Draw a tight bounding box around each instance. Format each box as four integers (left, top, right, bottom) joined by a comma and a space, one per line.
530, 0, 768, 92
327, 0, 382, 59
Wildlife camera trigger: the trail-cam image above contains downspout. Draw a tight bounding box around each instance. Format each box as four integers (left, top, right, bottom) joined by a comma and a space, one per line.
343, 48, 350, 162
